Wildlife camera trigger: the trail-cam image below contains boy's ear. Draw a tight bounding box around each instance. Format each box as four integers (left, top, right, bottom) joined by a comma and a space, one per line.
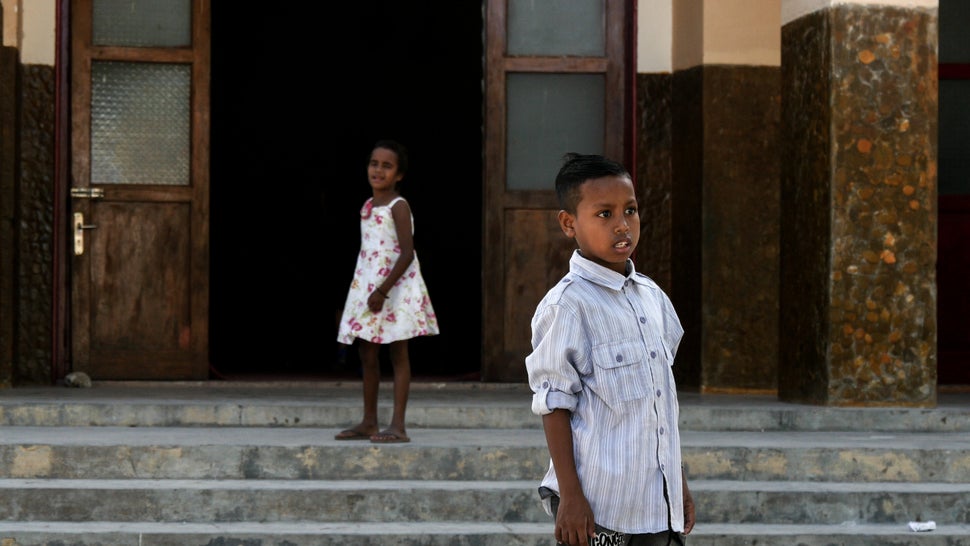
557, 210, 575, 237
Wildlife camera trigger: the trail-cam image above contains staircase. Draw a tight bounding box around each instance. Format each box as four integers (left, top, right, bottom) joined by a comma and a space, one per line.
0, 381, 968, 545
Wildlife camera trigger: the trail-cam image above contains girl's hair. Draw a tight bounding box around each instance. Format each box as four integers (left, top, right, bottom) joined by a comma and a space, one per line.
373, 139, 409, 176
554, 152, 630, 213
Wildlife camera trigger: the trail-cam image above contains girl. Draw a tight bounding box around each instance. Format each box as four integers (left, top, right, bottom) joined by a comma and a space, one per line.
335, 139, 439, 444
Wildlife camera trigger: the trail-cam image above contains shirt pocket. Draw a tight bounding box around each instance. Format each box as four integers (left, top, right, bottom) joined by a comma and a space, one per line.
591, 339, 649, 408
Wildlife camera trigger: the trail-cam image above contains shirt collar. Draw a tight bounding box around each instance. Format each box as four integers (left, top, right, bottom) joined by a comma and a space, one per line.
569, 249, 641, 291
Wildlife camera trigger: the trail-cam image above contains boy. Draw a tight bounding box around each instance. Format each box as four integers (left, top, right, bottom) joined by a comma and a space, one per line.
525, 153, 695, 546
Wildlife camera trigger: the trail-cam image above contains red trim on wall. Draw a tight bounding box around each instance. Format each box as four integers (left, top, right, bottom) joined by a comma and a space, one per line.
52, 0, 71, 383
939, 63, 970, 79
940, 194, 970, 213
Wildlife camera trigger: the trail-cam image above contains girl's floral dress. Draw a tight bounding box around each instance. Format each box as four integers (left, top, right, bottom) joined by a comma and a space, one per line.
337, 197, 439, 344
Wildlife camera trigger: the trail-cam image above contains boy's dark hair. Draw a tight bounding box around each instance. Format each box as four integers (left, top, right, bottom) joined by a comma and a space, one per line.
555, 152, 631, 213
374, 139, 409, 176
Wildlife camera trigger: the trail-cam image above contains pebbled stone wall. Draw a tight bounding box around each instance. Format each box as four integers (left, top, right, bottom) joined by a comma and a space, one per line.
14, 64, 55, 386
780, 5, 937, 406
0, 46, 15, 389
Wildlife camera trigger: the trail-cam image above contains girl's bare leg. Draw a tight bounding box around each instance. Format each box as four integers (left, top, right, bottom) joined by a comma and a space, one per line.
380, 339, 411, 439
334, 340, 380, 439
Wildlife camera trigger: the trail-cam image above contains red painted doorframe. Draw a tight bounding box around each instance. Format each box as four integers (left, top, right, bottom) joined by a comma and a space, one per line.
937, 63, 970, 385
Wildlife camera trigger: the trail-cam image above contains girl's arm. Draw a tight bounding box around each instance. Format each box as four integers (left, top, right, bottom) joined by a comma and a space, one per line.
368, 199, 417, 312
542, 408, 595, 545
382, 199, 416, 293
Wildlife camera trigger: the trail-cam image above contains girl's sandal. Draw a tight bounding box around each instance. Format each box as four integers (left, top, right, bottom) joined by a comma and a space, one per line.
370, 430, 410, 443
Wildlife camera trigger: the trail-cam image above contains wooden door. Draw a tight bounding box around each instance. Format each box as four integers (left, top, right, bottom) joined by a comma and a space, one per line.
70, 0, 210, 379
483, 0, 632, 381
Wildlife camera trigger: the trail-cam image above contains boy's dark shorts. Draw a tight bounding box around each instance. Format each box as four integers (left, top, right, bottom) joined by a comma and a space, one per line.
541, 487, 686, 546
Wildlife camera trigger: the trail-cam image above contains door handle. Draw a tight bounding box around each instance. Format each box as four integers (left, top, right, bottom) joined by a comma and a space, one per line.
73, 212, 97, 256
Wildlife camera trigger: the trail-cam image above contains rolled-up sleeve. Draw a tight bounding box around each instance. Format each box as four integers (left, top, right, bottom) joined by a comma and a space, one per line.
526, 302, 584, 416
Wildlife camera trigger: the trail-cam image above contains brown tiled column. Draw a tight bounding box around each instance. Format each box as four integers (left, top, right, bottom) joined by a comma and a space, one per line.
654, 2, 783, 394
780, 3, 938, 406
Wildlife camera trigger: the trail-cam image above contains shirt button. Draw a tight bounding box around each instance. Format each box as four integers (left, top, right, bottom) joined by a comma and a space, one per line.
615, 354, 623, 363
656, 389, 662, 397
542, 381, 549, 388
659, 427, 665, 435
650, 351, 657, 358
639, 317, 646, 324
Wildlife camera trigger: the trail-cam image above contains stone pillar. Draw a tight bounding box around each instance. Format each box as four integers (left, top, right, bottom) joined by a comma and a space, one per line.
780, 2, 938, 406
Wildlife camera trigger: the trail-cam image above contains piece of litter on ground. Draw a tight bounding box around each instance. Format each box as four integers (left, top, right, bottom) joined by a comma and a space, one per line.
908, 521, 936, 532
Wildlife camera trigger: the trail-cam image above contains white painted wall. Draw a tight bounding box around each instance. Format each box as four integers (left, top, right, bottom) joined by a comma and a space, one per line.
637, 0, 674, 72
705, 0, 780, 66
1, 0, 18, 50
671, 0, 704, 71
667, 0, 781, 71
1, 0, 55, 66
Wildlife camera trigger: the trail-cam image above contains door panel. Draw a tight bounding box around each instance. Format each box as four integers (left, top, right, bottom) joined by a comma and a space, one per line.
483, 0, 631, 381
86, 201, 191, 374
70, 0, 210, 379
502, 210, 574, 359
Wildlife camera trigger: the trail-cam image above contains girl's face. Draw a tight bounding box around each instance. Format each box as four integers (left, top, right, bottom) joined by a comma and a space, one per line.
557, 175, 639, 275
368, 147, 403, 191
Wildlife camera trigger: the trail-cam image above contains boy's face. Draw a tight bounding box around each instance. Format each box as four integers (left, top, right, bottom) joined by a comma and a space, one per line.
557, 175, 639, 275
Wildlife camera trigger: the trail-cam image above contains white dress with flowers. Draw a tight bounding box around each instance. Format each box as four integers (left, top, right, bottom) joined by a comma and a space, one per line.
337, 197, 440, 345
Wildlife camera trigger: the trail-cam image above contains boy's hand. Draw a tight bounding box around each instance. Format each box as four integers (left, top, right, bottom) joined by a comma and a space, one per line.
554, 493, 595, 546
682, 471, 695, 535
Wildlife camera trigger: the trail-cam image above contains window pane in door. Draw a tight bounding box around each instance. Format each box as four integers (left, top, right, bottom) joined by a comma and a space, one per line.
506, 73, 604, 190
93, 0, 192, 47
507, 0, 604, 56
91, 61, 191, 186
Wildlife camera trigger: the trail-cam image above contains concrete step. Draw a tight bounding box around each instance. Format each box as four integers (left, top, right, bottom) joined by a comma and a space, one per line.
2, 478, 968, 526
692, 480, 970, 524
2, 427, 968, 482
2, 383, 969, 432
0, 521, 968, 546
1, 382, 968, 545
0, 479, 548, 523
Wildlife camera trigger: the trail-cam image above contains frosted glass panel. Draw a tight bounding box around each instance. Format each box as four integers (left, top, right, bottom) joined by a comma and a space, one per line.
506, 73, 604, 190
508, 0, 604, 56
91, 61, 191, 186
93, 0, 192, 47
939, 80, 970, 195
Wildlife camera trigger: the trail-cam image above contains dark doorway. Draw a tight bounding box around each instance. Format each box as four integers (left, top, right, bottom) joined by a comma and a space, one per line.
209, 4, 483, 380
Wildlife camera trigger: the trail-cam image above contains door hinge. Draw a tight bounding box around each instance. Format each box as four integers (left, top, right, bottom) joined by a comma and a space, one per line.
70, 187, 105, 199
